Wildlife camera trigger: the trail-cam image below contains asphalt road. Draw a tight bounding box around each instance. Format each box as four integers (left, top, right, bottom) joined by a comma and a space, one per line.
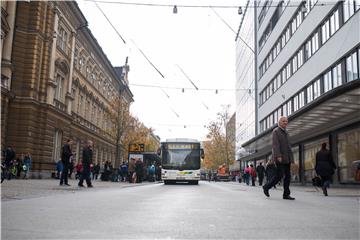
2, 180, 359, 239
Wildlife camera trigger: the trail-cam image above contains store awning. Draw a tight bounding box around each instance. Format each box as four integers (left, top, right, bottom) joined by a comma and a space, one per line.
240, 81, 360, 162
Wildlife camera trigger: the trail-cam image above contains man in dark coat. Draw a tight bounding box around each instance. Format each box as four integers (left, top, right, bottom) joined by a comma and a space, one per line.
78, 140, 93, 188
315, 143, 336, 196
60, 139, 73, 186
263, 116, 295, 200
256, 162, 265, 186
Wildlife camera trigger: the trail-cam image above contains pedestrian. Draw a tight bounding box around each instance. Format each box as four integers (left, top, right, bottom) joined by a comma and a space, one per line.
128, 158, 136, 183
315, 143, 337, 196
148, 162, 155, 182
243, 164, 250, 185
56, 159, 63, 179
78, 140, 94, 188
93, 162, 100, 180
208, 170, 212, 182
120, 161, 128, 182
135, 158, 143, 183
75, 162, 82, 180
23, 152, 32, 179
256, 162, 265, 186
263, 116, 295, 200
60, 139, 73, 186
68, 154, 75, 179
250, 164, 257, 186
3, 146, 16, 181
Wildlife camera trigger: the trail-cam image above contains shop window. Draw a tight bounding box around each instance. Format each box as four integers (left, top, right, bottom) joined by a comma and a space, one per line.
304, 138, 329, 183
291, 146, 300, 182
337, 128, 360, 183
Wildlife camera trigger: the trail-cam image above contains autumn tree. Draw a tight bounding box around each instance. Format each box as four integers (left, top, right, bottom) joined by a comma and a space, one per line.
203, 106, 235, 171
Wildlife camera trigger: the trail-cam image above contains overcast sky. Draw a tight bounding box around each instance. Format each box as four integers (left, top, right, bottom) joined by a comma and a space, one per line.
77, 0, 244, 142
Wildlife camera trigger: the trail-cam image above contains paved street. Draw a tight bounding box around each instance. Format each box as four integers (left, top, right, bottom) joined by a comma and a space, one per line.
2, 179, 359, 239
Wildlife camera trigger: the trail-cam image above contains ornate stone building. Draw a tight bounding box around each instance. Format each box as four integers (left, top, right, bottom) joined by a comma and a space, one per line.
1, 1, 133, 177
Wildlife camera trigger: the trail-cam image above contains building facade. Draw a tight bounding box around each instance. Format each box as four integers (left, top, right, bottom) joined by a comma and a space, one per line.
1, 1, 133, 178
237, 0, 360, 184
235, 0, 256, 164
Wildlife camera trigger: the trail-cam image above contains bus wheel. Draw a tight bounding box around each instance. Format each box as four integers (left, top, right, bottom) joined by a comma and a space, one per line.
164, 180, 169, 185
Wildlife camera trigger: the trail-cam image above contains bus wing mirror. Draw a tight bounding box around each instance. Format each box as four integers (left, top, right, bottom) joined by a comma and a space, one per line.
157, 148, 161, 156
200, 149, 205, 159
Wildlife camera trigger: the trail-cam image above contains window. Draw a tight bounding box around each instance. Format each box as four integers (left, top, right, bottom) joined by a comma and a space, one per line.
282, 69, 286, 84
330, 9, 339, 35
346, 52, 359, 82
312, 33, 319, 53
299, 91, 305, 108
286, 62, 292, 80
292, 55, 298, 73
297, 49, 304, 67
291, 18, 297, 35
313, 79, 321, 99
343, 0, 355, 22
285, 27, 291, 43
293, 95, 299, 112
55, 74, 64, 101
74, 48, 78, 68
277, 108, 282, 120
324, 70, 332, 93
307, 85, 313, 103
276, 74, 282, 89
305, 39, 312, 60
53, 130, 63, 163
321, 20, 330, 44
287, 100, 292, 116
283, 104, 288, 117
332, 62, 342, 88
57, 27, 67, 53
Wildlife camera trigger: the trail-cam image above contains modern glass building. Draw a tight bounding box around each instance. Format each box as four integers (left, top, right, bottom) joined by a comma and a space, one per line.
236, 0, 360, 184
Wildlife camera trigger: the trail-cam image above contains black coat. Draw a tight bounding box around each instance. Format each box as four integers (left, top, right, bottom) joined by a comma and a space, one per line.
61, 143, 72, 164
82, 146, 93, 167
315, 149, 336, 177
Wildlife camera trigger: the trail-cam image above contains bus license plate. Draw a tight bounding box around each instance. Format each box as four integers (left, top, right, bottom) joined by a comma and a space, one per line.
176, 177, 185, 180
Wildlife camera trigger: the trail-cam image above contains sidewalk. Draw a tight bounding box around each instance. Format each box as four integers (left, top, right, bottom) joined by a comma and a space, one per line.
1, 178, 160, 201
220, 181, 360, 197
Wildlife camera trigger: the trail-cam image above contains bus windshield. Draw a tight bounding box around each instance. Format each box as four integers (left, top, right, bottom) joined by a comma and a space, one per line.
162, 146, 200, 170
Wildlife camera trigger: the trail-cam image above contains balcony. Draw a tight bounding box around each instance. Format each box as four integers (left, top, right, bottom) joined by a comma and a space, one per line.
53, 98, 67, 112
71, 112, 100, 134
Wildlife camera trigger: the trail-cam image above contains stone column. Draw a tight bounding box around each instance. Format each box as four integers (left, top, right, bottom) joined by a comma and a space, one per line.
66, 31, 76, 114
1, 1, 17, 89
46, 7, 60, 105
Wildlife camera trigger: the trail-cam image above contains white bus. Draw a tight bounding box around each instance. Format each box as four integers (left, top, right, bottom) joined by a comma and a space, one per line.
160, 138, 204, 185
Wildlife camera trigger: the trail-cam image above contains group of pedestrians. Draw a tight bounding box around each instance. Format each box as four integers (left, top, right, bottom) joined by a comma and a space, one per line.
59, 139, 93, 188
1, 146, 32, 183
241, 116, 337, 199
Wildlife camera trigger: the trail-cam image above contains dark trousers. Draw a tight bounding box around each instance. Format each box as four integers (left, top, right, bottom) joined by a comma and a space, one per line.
263, 163, 291, 197
60, 163, 69, 185
258, 174, 264, 186
320, 175, 331, 189
79, 165, 92, 186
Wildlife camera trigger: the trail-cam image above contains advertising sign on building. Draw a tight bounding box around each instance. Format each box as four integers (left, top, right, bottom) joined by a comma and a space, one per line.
129, 143, 145, 153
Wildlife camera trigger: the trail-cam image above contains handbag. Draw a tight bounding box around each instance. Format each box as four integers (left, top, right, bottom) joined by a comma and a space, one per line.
312, 176, 322, 187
